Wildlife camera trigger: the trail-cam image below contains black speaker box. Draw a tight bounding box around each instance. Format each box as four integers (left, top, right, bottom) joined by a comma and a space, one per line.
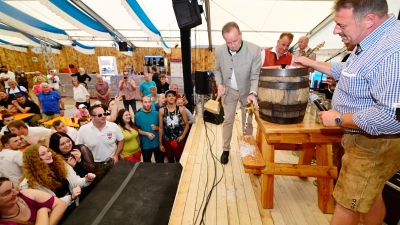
172, 0, 202, 30
204, 107, 224, 125
118, 42, 128, 52
195, 70, 212, 95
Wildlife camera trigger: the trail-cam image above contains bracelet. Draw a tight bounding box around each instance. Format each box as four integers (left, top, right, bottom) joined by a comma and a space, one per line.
70, 195, 76, 202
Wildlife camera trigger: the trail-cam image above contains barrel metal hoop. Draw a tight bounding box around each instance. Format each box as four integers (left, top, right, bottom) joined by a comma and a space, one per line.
259, 113, 305, 124
258, 80, 309, 90
260, 68, 309, 77
258, 102, 308, 111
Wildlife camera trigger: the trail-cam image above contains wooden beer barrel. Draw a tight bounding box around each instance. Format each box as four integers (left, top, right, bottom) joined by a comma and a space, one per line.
258, 67, 309, 124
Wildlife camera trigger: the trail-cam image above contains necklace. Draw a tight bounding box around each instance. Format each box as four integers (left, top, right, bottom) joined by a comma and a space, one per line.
2, 202, 20, 219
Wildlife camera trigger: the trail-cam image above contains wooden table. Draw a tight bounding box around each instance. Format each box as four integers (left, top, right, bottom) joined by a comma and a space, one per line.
43, 116, 79, 128
252, 111, 345, 214
0, 113, 34, 121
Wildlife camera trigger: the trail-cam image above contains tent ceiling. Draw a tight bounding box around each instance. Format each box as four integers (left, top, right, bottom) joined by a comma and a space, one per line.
0, 0, 399, 51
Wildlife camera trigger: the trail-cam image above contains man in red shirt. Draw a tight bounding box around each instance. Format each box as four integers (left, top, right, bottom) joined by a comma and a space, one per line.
261, 33, 294, 67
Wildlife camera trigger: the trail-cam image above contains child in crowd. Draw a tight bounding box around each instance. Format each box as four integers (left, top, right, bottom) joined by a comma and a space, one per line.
155, 94, 165, 111
78, 117, 89, 127
177, 98, 195, 124
75, 104, 89, 118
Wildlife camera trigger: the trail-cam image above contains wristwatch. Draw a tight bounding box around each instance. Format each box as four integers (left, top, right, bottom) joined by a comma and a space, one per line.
335, 114, 343, 127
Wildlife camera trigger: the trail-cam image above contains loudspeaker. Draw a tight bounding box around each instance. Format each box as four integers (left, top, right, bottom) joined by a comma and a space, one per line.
118, 42, 128, 52
204, 107, 224, 125
172, 0, 202, 30
195, 70, 212, 95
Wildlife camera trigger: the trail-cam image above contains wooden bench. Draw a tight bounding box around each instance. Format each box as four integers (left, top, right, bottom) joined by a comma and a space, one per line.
237, 135, 265, 173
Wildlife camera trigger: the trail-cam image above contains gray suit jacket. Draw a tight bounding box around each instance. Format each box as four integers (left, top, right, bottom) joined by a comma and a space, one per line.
214, 40, 261, 105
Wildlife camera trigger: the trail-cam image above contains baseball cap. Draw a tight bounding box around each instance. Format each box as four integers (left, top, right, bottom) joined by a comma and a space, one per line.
78, 104, 87, 109
165, 90, 176, 96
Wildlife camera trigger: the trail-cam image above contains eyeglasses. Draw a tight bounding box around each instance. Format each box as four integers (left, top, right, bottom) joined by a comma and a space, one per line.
91, 113, 107, 117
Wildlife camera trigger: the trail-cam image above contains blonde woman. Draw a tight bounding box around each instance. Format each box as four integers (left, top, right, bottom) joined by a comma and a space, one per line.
71, 68, 91, 89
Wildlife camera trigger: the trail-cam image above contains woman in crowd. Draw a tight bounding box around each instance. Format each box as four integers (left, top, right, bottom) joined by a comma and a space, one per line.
148, 86, 158, 106
71, 78, 90, 109
20, 144, 96, 206
0, 177, 67, 225
32, 76, 47, 96
71, 68, 91, 89
49, 132, 96, 178
6, 79, 32, 100
115, 109, 141, 162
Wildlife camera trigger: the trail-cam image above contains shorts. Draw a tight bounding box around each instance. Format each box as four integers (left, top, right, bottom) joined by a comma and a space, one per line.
163, 140, 185, 159
333, 133, 400, 213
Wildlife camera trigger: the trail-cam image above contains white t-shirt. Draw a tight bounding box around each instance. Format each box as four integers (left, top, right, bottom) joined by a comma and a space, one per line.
22, 127, 52, 145
66, 126, 78, 142
73, 84, 90, 102
47, 75, 60, 90
76, 121, 124, 162
0, 126, 9, 135
0, 72, 16, 88
0, 149, 23, 185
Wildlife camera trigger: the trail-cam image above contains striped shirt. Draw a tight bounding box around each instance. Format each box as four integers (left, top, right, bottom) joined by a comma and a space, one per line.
330, 15, 400, 135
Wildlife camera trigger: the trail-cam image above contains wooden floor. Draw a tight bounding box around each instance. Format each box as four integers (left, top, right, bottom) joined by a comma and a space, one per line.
169, 111, 333, 225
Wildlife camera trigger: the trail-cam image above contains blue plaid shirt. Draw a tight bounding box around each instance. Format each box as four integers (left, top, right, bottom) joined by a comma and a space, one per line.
330, 15, 400, 135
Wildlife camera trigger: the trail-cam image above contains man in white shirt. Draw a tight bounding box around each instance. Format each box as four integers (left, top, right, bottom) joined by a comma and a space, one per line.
0, 66, 16, 89
8, 120, 54, 145
76, 104, 124, 179
52, 120, 78, 141
0, 114, 14, 135
47, 69, 62, 95
0, 133, 23, 185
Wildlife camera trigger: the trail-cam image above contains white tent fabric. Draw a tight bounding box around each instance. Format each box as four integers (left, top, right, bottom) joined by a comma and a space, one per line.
0, 0, 399, 52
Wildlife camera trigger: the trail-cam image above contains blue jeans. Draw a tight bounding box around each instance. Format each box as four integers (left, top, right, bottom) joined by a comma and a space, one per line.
123, 99, 137, 114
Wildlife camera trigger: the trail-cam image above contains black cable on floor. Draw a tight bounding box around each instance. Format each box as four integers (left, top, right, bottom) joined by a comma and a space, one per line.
193, 119, 225, 225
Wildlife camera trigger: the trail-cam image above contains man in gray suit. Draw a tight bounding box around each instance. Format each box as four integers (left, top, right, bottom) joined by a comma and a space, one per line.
215, 22, 261, 164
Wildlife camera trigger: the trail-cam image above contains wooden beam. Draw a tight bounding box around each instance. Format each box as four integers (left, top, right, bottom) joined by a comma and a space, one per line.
315, 143, 335, 214
263, 163, 337, 179
238, 135, 266, 169
261, 131, 275, 209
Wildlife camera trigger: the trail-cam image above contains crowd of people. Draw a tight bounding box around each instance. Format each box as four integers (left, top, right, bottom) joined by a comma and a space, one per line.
0, 64, 196, 223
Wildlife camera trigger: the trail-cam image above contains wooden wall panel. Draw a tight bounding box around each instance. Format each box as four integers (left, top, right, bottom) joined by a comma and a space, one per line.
0, 46, 218, 76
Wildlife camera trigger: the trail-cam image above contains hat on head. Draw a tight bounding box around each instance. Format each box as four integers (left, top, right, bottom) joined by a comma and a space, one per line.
78, 104, 87, 109
93, 101, 102, 106
165, 90, 176, 96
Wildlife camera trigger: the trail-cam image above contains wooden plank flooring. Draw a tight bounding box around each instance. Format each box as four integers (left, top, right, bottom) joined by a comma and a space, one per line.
169, 110, 333, 225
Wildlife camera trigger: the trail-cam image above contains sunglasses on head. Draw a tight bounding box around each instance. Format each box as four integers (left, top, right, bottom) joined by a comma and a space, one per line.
92, 112, 107, 117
